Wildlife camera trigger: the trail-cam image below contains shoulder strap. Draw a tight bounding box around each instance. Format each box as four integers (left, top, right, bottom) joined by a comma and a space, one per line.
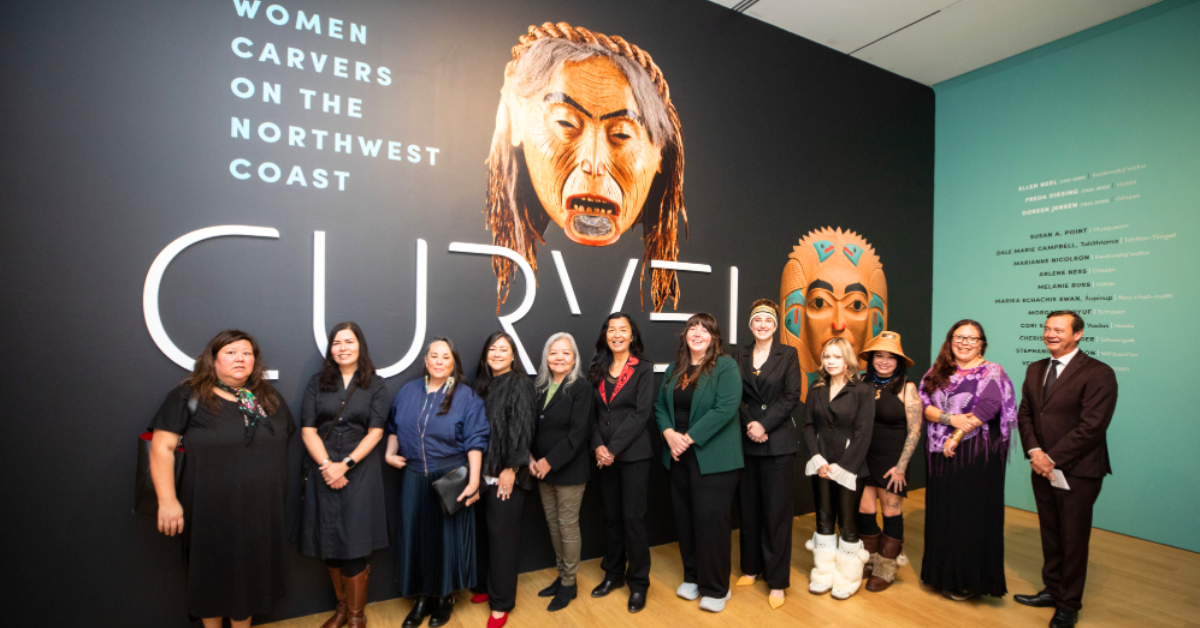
320, 379, 359, 442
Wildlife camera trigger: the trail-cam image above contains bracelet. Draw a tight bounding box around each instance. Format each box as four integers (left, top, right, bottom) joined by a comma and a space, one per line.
938, 411, 953, 426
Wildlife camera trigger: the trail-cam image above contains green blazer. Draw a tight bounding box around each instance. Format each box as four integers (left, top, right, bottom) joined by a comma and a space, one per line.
654, 355, 744, 474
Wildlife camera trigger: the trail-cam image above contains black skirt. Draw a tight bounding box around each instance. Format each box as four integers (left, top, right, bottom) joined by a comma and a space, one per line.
297, 431, 390, 560
920, 446, 1008, 597
395, 462, 477, 597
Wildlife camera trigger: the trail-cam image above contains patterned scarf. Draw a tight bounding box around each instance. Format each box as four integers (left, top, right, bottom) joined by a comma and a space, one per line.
216, 381, 273, 445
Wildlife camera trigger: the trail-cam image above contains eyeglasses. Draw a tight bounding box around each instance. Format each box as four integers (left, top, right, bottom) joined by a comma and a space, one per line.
952, 335, 982, 345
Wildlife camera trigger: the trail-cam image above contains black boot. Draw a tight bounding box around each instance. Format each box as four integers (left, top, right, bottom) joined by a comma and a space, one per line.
547, 584, 577, 612
428, 596, 455, 628
401, 596, 432, 628
538, 577, 562, 598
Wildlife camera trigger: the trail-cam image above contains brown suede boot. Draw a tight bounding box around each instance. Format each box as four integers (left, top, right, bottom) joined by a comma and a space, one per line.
321, 567, 349, 628
345, 565, 370, 627
860, 533, 881, 579
866, 534, 902, 592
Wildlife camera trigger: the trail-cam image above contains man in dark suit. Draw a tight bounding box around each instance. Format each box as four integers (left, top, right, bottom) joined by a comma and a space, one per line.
1014, 310, 1118, 628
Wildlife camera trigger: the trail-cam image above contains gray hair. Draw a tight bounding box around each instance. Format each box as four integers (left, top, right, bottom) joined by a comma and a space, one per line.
535, 332, 584, 392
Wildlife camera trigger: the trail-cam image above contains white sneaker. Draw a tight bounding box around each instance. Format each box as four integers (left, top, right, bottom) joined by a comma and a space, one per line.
698, 589, 732, 612
676, 582, 699, 600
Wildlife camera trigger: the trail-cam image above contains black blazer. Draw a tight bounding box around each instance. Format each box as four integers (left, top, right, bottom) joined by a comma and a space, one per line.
534, 377, 595, 486
800, 377, 875, 476
1017, 352, 1118, 478
590, 356, 657, 462
732, 343, 802, 456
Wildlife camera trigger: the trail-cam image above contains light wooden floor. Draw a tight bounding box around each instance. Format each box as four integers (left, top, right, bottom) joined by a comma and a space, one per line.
265, 489, 1200, 627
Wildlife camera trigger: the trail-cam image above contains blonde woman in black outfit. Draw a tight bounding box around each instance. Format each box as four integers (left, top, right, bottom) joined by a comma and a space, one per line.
801, 337, 875, 601
589, 312, 656, 614
731, 300, 802, 610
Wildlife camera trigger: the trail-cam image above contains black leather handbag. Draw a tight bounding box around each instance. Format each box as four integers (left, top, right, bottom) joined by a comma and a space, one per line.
134, 390, 198, 516
431, 466, 471, 516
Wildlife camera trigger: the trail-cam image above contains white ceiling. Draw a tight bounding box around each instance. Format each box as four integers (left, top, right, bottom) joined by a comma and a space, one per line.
709, 0, 1163, 85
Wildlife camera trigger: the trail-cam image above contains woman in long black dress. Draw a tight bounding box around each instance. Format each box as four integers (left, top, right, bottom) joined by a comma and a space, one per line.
299, 322, 391, 628
855, 331, 921, 593
589, 312, 656, 613
148, 330, 293, 628
800, 337, 874, 601
918, 320, 1017, 601
471, 331, 537, 628
732, 300, 802, 610
385, 338, 489, 628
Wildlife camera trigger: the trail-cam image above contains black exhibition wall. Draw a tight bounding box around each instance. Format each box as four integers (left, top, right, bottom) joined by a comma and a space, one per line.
0, 0, 933, 624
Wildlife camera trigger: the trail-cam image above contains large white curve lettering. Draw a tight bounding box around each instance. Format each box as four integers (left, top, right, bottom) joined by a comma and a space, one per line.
143, 225, 281, 378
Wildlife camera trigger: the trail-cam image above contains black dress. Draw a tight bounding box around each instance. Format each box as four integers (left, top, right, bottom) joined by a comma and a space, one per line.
298, 372, 391, 560
864, 378, 909, 497
150, 384, 294, 620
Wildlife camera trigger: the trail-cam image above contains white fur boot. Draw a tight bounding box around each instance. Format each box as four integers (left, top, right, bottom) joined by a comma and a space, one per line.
831, 538, 871, 600
805, 533, 838, 594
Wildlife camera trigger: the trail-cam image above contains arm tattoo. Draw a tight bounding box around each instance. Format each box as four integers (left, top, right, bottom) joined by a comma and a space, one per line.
897, 384, 922, 471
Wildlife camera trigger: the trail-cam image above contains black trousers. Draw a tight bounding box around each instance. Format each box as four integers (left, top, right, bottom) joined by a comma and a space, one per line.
1031, 472, 1103, 611
812, 476, 863, 542
478, 484, 527, 612
738, 453, 796, 589
671, 450, 742, 599
598, 459, 651, 592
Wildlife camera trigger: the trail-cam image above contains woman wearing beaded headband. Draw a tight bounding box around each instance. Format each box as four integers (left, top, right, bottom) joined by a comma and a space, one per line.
855, 331, 921, 593
730, 300, 802, 609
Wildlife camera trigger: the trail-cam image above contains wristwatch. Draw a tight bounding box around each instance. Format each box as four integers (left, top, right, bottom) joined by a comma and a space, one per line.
343, 456, 357, 469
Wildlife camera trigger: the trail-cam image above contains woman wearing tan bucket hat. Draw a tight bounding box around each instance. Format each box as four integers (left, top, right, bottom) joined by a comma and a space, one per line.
856, 331, 921, 593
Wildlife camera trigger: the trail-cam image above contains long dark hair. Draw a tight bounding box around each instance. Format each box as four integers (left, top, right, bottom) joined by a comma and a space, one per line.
864, 352, 908, 396
423, 337, 466, 415
184, 329, 279, 414
923, 319, 987, 395
472, 331, 516, 399
319, 322, 376, 392
669, 313, 725, 389
588, 312, 645, 385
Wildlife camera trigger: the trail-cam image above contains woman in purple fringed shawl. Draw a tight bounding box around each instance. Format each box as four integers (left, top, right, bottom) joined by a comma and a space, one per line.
918, 319, 1017, 602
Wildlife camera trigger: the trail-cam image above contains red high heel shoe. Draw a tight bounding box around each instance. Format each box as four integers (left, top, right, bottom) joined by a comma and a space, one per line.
487, 611, 508, 628
470, 593, 489, 604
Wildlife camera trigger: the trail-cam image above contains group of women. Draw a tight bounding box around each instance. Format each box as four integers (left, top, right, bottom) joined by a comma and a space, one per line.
147, 305, 1017, 627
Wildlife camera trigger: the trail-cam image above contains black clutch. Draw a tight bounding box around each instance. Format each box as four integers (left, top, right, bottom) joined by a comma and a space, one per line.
431, 466, 471, 515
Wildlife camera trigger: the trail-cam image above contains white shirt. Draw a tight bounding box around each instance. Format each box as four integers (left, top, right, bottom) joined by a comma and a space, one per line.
1042, 346, 1080, 386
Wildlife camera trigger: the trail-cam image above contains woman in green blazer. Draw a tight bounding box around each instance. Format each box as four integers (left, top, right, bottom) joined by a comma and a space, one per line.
654, 313, 744, 613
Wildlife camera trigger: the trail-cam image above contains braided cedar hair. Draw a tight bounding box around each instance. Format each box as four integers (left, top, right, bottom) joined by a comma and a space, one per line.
669, 313, 725, 389
923, 319, 988, 395
486, 22, 687, 313
185, 330, 279, 414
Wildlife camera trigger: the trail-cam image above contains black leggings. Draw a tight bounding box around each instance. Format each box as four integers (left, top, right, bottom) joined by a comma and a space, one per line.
812, 477, 864, 543
325, 557, 368, 577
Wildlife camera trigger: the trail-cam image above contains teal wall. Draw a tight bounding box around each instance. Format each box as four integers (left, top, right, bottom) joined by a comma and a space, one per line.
933, 0, 1200, 552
